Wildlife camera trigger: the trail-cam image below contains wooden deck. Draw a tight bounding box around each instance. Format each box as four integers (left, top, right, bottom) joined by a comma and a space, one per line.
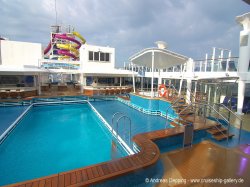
158, 141, 250, 187
4, 118, 218, 187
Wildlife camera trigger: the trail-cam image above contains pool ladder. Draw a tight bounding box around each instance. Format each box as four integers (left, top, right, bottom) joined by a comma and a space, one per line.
111, 112, 132, 157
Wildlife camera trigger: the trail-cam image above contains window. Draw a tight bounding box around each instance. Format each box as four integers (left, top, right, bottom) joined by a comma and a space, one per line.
88, 51, 110, 62
94, 52, 99, 61
89, 51, 93, 61
105, 53, 110, 62
100, 52, 105, 61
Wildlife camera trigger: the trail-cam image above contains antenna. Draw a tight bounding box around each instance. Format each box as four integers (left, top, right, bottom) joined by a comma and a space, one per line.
54, 0, 58, 25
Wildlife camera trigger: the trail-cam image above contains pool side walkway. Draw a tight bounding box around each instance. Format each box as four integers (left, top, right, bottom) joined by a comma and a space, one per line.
158, 141, 250, 187
3, 121, 216, 187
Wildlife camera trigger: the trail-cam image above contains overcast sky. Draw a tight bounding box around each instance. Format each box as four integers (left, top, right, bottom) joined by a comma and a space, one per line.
0, 0, 249, 66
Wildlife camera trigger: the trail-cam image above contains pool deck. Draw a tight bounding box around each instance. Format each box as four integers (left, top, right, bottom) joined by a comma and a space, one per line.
158, 141, 250, 187
2, 95, 250, 187
3, 119, 217, 187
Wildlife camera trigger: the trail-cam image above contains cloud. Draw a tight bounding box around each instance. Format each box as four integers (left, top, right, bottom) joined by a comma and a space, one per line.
0, 0, 249, 66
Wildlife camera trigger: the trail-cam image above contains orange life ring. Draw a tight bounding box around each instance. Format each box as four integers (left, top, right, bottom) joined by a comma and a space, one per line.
158, 84, 167, 97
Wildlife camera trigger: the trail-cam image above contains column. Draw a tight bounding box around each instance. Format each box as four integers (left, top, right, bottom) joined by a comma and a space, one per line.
120, 77, 122, 86
236, 12, 250, 114
186, 79, 192, 103
37, 74, 41, 95
237, 80, 246, 114
151, 51, 155, 98
208, 85, 211, 104
158, 77, 162, 85
79, 73, 86, 93
194, 81, 197, 101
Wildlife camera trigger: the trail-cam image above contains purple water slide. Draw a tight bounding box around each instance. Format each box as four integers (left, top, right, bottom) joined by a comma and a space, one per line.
57, 49, 77, 59
44, 42, 51, 55
54, 34, 81, 49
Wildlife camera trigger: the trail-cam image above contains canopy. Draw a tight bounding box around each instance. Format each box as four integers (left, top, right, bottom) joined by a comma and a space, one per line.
129, 47, 189, 97
129, 48, 189, 69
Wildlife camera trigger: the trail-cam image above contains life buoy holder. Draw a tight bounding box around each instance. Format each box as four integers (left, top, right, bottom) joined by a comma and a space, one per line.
158, 84, 167, 97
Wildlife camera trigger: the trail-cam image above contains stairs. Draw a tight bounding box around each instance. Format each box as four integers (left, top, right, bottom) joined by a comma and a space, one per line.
167, 93, 235, 142
207, 125, 234, 141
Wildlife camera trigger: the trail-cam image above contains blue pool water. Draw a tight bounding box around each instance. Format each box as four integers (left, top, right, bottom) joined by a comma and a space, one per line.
0, 105, 28, 135
0, 103, 126, 186
90, 100, 171, 146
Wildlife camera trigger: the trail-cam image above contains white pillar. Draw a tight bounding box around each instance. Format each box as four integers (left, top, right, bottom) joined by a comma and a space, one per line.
236, 12, 250, 114
214, 86, 217, 103
37, 74, 41, 95
80, 73, 86, 93
120, 77, 122, 86
208, 85, 211, 103
158, 77, 162, 85
151, 51, 155, 98
178, 79, 183, 96
237, 80, 246, 114
194, 81, 197, 100
205, 53, 208, 72
132, 63, 136, 93
211, 47, 216, 72
186, 79, 192, 103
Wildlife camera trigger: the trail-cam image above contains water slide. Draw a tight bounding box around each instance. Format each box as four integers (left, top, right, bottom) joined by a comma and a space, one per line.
44, 42, 52, 55
43, 31, 86, 60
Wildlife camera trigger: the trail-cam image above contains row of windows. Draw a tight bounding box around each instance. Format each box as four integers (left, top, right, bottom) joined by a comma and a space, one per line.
89, 51, 110, 62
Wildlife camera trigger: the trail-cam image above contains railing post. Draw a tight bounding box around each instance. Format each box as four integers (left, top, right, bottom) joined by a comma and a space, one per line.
239, 120, 243, 145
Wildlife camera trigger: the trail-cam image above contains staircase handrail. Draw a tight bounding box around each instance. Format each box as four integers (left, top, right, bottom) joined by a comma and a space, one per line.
178, 102, 230, 143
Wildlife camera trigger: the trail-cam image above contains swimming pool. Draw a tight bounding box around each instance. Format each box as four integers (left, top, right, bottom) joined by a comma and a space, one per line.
0, 103, 127, 186
0, 105, 28, 135
90, 100, 172, 147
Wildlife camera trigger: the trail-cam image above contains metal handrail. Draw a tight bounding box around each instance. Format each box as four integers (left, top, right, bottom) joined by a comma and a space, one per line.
213, 103, 243, 121
165, 96, 184, 120
116, 115, 132, 146
183, 84, 243, 144
168, 84, 179, 96
178, 102, 231, 143
112, 112, 124, 133
165, 84, 191, 124
186, 84, 242, 121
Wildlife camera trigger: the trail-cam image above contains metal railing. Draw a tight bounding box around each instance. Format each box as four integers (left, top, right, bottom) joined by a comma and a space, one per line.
116, 115, 132, 146
186, 84, 243, 143
178, 102, 232, 143
112, 112, 132, 146
213, 103, 243, 143
112, 112, 124, 133
185, 86, 242, 142
165, 84, 192, 125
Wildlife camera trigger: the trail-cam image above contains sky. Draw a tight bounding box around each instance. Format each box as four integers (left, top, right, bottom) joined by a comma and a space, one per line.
0, 0, 249, 67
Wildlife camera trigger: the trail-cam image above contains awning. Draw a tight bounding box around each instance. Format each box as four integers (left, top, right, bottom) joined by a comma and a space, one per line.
0, 65, 48, 75
129, 47, 189, 97
129, 48, 189, 69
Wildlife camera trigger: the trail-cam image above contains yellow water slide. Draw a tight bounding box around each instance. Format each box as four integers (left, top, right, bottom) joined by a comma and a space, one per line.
55, 31, 86, 60
73, 31, 86, 44
56, 44, 79, 55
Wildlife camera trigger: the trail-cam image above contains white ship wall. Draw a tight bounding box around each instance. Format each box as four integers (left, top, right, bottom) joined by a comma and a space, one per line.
0, 40, 42, 67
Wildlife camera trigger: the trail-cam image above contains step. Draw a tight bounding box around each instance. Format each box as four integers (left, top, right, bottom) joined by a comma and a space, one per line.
213, 133, 234, 141
169, 121, 180, 127
171, 99, 185, 104
207, 127, 227, 135
179, 111, 195, 116
174, 118, 192, 125
173, 104, 188, 108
